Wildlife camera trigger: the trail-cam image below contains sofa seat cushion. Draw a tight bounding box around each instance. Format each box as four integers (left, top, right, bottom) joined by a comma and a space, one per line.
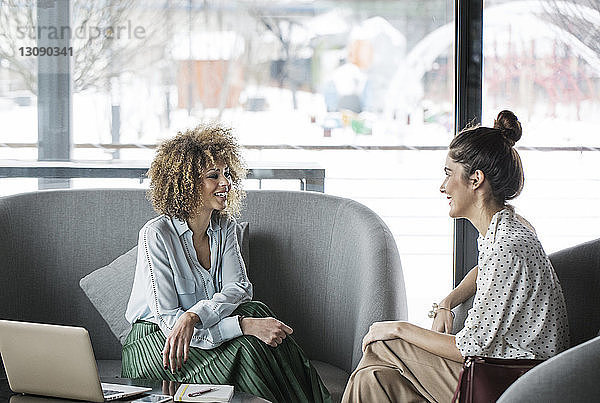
311, 360, 350, 403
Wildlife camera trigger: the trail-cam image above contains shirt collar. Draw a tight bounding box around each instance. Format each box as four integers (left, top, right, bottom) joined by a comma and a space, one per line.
172, 217, 189, 236
172, 214, 221, 237
477, 208, 512, 249
208, 214, 221, 232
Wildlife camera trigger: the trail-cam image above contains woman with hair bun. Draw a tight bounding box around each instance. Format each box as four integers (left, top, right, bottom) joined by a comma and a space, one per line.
342, 110, 569, 402
123, 124, 331, 402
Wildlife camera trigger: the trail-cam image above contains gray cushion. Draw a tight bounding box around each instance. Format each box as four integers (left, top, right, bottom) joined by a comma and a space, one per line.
80, 246, 138, 344
312, 360, 349, 403
80, 222, 250, 344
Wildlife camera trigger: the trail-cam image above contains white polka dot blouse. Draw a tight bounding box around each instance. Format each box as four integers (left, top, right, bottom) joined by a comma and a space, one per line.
455, 208, 570, 359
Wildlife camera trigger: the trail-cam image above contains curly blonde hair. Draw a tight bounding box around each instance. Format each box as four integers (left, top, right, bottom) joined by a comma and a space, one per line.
147, 124, 247, 220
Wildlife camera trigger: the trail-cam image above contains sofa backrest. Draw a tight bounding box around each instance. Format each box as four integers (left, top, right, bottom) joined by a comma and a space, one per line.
548, 238, 600, 347
0, 189, 407, 372
240, 190, 407, 371
0, 189, 156, 360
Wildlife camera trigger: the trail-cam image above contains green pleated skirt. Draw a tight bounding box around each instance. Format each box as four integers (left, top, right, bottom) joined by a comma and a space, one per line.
122, 301, 331, 403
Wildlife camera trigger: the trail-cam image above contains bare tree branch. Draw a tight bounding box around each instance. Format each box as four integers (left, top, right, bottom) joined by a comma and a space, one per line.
0, 0, 170, 95
543, 0, 600, 57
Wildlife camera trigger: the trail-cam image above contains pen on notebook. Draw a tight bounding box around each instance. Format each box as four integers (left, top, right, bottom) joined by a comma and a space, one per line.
188, 387, 217, 397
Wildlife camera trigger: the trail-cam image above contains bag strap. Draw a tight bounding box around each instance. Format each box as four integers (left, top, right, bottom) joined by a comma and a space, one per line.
451, 358, 470, 403
451, 368, 464, 403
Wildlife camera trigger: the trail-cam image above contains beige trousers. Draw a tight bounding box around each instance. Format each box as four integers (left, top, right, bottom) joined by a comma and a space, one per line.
342, 339, 463, 403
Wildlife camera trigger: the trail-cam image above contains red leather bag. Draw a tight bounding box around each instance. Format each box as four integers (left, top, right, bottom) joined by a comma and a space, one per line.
451, 356, 544, 403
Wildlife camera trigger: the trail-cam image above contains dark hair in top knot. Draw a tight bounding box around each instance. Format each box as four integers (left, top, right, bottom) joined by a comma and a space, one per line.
449, 110, 524, 207
493, 110, 522, 146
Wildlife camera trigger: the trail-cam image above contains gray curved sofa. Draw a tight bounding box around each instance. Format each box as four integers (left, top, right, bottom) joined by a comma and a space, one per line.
0, 188, 407, 401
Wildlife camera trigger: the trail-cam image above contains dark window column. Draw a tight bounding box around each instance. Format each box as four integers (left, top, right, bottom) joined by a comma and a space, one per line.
37, 0, 72, 189
453, 0, 482, 285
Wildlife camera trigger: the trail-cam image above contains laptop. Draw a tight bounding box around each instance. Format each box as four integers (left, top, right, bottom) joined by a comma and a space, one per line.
0, 320, 153, 402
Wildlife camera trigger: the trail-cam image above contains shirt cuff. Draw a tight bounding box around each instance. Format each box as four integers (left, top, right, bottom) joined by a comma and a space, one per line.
184, 310, 203, 329
187, 301, 219, 329
217, 315, 243, 341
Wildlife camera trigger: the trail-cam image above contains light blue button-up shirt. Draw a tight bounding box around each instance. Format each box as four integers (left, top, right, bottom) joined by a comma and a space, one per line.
125, 214, 253, 349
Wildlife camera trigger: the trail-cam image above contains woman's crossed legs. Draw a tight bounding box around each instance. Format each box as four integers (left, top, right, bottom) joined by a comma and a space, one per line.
342, 338, 462, 403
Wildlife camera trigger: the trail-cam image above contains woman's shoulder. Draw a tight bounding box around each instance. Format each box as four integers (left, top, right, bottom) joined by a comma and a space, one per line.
494, 212, 543, 256
139, 215, 177, 237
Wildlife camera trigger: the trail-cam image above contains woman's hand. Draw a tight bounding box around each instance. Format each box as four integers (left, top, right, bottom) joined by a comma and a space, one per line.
241, 317, 293, 347
362, 321, 402, 352
162, 312, 199, 373
431, 306, 454, 334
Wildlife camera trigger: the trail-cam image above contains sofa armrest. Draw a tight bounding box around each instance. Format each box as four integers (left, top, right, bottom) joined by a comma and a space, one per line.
498, 335, 600, 403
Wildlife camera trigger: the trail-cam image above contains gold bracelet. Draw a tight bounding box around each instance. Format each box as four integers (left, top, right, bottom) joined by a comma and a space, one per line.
428, 303, 455, 319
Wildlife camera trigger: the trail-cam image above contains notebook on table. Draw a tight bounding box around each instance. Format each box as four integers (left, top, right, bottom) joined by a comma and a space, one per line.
0, 319, 152, 402
174, 383, 234, 402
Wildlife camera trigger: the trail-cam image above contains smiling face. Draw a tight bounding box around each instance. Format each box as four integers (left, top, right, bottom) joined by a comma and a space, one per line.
440, 154, 476, 219
199, 162, 232, 213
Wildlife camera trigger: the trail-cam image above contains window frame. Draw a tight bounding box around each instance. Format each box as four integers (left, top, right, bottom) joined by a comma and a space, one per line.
453, 0, 482, 285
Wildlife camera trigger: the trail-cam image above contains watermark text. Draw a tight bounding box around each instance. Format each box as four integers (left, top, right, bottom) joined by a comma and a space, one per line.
16, 20, 146, 41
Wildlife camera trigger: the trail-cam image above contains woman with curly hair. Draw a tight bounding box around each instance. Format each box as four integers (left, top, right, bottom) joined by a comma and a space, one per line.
123, 124, 331, 402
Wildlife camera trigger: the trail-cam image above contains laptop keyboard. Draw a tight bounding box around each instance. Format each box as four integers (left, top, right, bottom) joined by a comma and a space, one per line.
103, 389, 122, 397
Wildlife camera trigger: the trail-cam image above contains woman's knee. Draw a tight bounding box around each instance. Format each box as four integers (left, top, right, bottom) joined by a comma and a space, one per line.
358, 339, 412, 370
356, 365, 395, 379
348, 365, 401, 397
237, 334, 268, 350
243, 300, 267, 309
237, 300, 274, 317
363, 339, 393, 359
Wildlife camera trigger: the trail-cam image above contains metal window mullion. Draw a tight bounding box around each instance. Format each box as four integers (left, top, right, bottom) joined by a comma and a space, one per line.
453, 0, 482, 286
37, 0, 72, 189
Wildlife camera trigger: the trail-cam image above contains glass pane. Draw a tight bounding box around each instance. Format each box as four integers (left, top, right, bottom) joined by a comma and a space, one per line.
483, 0, 600, 253
0, 1, 38, 159
0, 0, 455, 325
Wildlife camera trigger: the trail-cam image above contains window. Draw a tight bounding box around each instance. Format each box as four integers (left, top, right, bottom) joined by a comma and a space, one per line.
1, 1, 458, 325
483, 0, 600, 253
